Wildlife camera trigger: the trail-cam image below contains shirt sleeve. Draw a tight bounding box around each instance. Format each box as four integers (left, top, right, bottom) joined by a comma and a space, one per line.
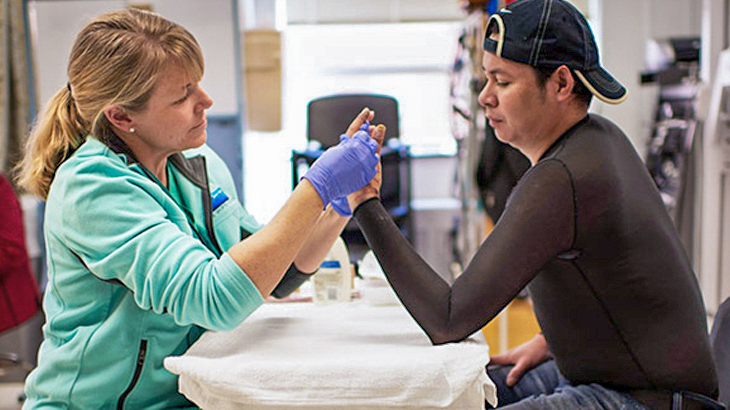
58, 162, 263, 332
0, 175, 29, 278
271, 265, 313, 298
353, 159, 575, 344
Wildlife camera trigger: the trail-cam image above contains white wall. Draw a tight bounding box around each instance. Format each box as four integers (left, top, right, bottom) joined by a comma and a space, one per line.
285, 0, 464, 24
29, 0, 240, 116
592, 0, 701, 157
697, 0, 730, 314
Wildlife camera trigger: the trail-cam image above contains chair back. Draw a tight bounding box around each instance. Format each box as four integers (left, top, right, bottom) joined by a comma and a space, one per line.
307, 94, 400, 148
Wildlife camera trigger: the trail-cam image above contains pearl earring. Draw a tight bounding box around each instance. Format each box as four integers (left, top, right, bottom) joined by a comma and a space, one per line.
129, 128, 135, 133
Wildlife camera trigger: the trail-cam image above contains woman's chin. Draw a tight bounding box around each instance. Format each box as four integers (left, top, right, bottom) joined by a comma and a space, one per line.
188, 132, 207, 149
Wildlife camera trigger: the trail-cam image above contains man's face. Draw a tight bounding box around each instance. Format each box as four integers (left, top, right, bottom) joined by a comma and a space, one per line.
477, 51, 558, 154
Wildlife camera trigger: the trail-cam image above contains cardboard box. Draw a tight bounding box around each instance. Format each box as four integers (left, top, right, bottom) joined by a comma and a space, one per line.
243, 29, 282, 132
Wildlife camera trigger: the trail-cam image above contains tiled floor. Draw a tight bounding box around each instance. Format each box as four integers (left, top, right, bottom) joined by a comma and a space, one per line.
0, 383, 24, 410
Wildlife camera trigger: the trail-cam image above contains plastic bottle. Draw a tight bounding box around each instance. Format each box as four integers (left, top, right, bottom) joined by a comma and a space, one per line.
313, 236, 351, 304
357, 250, 399, 306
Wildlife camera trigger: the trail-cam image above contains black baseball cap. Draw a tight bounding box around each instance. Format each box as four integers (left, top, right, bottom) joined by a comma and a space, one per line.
483, 0, 627, 104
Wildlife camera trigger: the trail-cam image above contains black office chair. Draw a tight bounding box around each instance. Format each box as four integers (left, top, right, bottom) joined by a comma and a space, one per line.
711, 297, 730, 406
291, 93, 412, 261
305, 93, 400, 148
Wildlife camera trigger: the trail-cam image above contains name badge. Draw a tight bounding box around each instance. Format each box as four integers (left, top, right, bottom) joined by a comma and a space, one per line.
211, 187, 229, 211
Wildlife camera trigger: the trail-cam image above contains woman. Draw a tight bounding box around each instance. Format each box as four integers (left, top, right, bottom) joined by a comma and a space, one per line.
16, 8, 380, 408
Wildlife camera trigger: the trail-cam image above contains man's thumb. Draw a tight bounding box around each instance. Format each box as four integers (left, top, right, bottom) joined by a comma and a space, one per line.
505, 363, 524, 387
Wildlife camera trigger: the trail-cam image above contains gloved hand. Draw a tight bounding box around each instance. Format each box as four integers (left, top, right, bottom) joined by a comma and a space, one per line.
330, 197, 351, 217
303, 125, 378, 210
329, 123, 372, 217
329, 124, 364, 217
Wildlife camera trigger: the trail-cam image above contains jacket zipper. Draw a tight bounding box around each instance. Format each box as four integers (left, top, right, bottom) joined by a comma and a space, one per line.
117, 339, 148, 410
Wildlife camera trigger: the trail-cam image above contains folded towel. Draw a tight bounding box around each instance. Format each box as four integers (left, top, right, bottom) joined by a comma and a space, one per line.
165, 303, 497, 409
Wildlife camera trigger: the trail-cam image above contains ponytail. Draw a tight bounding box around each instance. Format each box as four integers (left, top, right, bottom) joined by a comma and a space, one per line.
15, 85, 88, 200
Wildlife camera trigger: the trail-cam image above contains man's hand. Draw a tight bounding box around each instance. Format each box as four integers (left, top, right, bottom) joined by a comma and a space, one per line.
490, 333, 552, 387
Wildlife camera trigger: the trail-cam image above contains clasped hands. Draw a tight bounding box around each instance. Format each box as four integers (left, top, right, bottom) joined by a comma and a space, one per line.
303, 108, 385, 216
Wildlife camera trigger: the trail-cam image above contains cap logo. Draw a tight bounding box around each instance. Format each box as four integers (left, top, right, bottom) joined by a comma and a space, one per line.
499, 8, 512, 13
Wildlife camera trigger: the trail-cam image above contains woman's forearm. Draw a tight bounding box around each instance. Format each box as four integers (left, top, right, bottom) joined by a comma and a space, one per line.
227, 180, 325, 296
293, 207, 350, 273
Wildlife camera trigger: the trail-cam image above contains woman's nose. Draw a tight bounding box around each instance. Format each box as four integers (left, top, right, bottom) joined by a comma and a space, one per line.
196, 88, 213, 111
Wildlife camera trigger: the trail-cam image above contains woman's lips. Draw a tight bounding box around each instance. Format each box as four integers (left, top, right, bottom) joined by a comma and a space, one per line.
192, 119, 207, 130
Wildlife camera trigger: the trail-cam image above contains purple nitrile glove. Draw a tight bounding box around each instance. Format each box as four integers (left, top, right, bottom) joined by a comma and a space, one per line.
303, 124, 378, 210
330, 122, 371, 217
331, 197, 351, 217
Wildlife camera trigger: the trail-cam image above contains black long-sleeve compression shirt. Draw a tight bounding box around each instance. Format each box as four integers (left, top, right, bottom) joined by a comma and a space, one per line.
354, 114, 717, 397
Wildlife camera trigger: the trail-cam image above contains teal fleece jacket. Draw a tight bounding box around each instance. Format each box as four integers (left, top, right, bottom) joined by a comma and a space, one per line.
24, 137, 266, 409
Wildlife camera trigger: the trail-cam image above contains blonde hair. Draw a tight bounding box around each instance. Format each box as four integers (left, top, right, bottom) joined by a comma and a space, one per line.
16, 8, 204, 199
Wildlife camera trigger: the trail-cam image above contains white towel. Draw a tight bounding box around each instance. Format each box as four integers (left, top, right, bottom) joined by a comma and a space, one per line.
165, 303, 497, 409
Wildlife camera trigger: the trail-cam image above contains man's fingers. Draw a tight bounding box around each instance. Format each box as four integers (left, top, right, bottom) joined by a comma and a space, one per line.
489, 353, 512, 365
372, 125, 386, 154
505, 360, 528, 387
345, 108, 374, 136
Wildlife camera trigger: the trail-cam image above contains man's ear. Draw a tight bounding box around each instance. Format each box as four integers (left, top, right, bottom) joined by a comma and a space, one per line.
551, 65, 576, 102
103, 105, 134, 133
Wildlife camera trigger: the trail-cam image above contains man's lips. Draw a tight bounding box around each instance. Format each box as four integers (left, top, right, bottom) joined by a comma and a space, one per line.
486, 115, 502, 126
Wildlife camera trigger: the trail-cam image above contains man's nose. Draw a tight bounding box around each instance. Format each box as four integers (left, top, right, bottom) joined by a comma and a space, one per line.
478, 83, 496, 108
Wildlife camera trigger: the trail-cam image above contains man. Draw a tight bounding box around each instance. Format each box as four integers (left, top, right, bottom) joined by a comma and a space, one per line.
351, 0, 722, 408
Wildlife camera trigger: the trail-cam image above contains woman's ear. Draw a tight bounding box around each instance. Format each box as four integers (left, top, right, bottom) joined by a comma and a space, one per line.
103, 105, 134, 133
551, 65, 576, 102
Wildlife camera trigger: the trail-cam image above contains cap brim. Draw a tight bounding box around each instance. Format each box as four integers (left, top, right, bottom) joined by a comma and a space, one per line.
574, 68, 627, 105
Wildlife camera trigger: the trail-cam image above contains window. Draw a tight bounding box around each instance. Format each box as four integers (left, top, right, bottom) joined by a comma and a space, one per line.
283, 22, 462, 155
244, 21, 462, 222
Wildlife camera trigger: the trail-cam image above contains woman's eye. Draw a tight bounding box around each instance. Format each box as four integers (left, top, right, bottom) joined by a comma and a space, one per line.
175, 86, 195, 104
